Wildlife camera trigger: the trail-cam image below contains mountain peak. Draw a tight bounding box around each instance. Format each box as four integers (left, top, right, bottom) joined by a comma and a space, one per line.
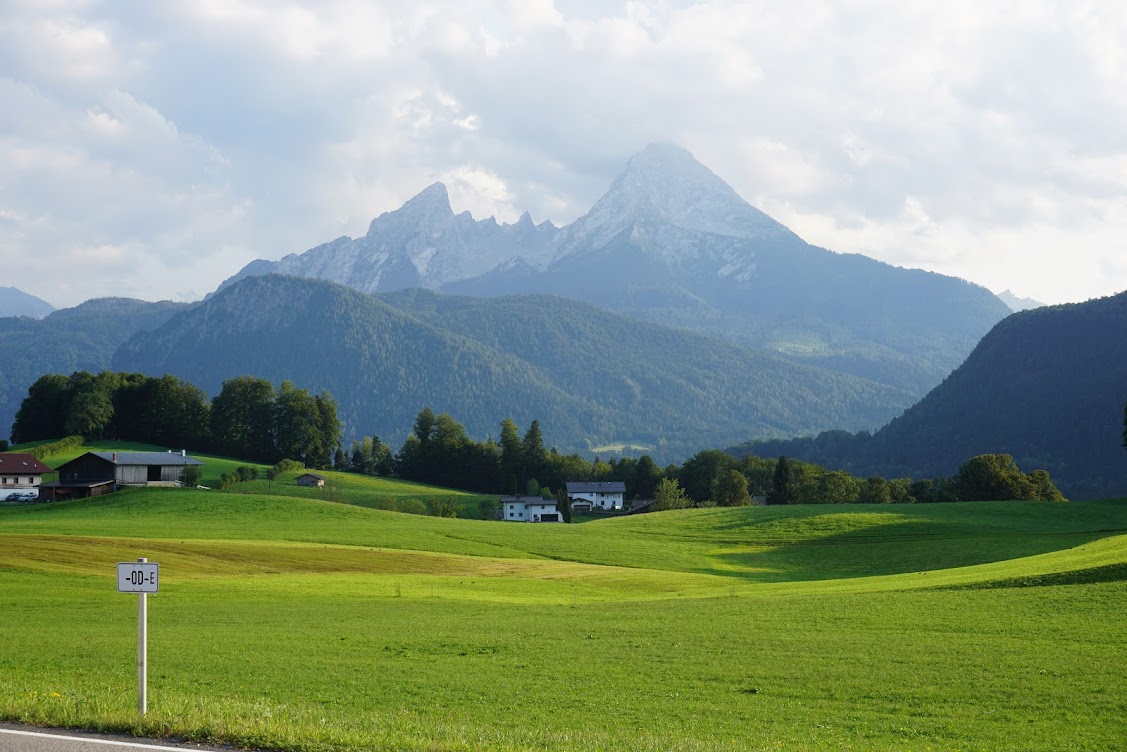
404, 182, 452, 210
996, 289, 1046, 312
623, 142, 714, 180
558, 143, 792, 251
368, 182, 453, 236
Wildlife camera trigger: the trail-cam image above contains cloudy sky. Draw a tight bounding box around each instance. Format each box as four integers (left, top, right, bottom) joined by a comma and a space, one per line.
2, 0, 1125, 309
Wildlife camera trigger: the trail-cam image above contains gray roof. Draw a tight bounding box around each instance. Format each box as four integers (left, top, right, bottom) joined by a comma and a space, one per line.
565, 481, 626, 493
297, 472, 326, 480
500, 496, 558, 505
91, 451, 203, 466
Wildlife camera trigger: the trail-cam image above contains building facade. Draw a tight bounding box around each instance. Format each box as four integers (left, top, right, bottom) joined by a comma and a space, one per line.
500, 495, 561, 522
40, 450, 203, 501
565, 481, 626, 511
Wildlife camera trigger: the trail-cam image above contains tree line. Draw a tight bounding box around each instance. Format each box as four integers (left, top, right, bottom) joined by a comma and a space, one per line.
337, 408, 1065, 506
10, 371, 1067, 507
12, 372, 341, 467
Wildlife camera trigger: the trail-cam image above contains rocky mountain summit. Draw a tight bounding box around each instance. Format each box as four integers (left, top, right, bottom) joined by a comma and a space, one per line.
220, 183, 558, 295
996, 289, 1045, 312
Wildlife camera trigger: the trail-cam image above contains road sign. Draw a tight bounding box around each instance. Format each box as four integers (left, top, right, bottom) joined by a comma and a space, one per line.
118, 558, 158, 715
117, 561, 159, 593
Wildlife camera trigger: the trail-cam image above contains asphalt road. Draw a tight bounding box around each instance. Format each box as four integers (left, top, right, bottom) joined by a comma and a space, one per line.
0, 725, 253, 752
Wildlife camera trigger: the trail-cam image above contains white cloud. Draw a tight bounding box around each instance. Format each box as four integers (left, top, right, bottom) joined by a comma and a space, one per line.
0, 0, 1124, 308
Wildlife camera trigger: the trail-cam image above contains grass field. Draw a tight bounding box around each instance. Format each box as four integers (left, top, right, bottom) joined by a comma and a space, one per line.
2, 483, 1127, 750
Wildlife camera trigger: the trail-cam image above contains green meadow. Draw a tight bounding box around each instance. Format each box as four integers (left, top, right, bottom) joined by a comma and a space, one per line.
25, 439, 493, 517
2, 479, 1127, 750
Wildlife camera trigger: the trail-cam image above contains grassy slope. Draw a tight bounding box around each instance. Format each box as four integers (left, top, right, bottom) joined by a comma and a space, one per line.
17, 439, 492, 516
2, 489, 1127, 750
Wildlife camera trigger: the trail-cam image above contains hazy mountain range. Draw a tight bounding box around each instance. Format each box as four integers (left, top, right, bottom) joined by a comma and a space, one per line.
2, 144, 1119, 498
221, 144, 1011, 398
996, 289, 1046, 312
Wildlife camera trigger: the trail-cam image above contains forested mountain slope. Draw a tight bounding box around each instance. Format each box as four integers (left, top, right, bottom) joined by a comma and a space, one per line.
735, 290, 1127, 499
113, 275, 914, 459
0, 298, 188, 441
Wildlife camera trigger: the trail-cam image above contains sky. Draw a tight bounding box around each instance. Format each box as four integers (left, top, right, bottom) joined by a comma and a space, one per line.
2, 0, 1125, 309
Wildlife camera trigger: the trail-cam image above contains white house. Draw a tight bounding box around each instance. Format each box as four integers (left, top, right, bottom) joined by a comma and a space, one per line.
565, 481, 626, 511
0, 453, 52, 489
500, 495, 561, 522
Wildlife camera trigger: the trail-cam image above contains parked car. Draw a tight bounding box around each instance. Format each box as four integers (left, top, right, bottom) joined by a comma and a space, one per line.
14, 490, 38, 502
4, 492, 22, 501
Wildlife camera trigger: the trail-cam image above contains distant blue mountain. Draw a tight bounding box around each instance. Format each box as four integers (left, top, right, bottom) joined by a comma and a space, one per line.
0, 287, 54, 319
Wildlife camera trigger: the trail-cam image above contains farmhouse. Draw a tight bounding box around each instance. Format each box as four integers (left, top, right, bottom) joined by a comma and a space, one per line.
565, 481, 626, 511
0, 453, 51, 489
296, 472, 326, 487
500, 495, 561, 522
39, 450, 203, 501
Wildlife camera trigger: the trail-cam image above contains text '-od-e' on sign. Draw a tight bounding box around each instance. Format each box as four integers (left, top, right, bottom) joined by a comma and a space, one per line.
117, 561, 159, 593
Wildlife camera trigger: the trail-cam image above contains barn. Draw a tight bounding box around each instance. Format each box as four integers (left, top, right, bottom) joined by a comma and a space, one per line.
39, 450, 203, 501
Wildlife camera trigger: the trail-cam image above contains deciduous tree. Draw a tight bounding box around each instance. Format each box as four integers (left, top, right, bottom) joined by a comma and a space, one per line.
211, 376, 276, 462
652, 478, 691, 511
711, 469, 751, 506
858, 476, 892, 504
955, 454, 1037, 501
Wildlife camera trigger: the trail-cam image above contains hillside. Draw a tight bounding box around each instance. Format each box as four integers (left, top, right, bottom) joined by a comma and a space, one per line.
736, 290, 1127, 499
0, 298, 190, 441
4, 489, 1127, 584
112, 275, 914, 458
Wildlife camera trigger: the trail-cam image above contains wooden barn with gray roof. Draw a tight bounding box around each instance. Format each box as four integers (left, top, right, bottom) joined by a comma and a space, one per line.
39, 450, 203, 501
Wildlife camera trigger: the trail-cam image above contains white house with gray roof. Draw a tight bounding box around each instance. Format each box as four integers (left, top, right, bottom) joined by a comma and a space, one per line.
565, 481, 626, 511
500, 495, 561, 522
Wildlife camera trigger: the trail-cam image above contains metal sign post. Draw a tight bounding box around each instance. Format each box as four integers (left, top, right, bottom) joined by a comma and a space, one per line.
117, 558, 159, 715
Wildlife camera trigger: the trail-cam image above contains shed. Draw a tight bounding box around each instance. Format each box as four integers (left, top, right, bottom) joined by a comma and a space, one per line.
296, 472, 327, 488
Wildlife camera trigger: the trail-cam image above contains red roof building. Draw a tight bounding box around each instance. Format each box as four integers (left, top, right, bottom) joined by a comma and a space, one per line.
0, 453, 52, 489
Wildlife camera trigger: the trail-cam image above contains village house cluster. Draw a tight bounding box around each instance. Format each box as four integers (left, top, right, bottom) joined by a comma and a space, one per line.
499, 481, 628, 522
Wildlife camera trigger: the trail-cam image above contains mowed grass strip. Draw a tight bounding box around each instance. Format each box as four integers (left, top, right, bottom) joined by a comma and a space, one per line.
0, 534, 741, 603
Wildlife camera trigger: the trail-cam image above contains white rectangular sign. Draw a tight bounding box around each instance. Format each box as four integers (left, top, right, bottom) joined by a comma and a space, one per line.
117, 561, 159, 593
